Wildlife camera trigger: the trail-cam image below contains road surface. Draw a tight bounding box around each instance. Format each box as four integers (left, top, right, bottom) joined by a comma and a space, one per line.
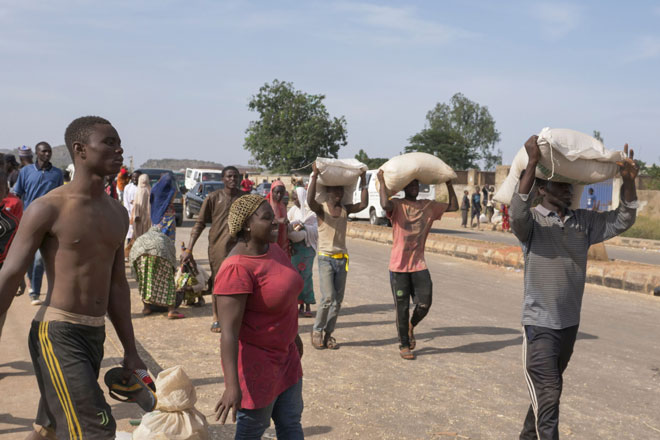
1, 221, 659, 439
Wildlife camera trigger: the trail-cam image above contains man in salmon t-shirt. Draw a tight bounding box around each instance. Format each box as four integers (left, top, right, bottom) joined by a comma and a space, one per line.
377, 170, 458, 360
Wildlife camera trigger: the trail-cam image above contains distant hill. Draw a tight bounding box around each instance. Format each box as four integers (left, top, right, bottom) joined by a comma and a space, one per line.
139, 158, 224, 171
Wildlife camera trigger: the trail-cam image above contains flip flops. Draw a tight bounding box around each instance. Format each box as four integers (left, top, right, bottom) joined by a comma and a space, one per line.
400, 347, 415, 360
210, 321, 221, 333
104, 367, 157, 412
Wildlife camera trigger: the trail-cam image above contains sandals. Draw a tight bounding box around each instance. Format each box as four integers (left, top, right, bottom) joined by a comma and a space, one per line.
167, 311, 185, 320
311, 331, 325, 350
303, 310, 313, 318
400, 347, 415, 360
408, 323, 416, 350
104, 367, 157, 412
210, 321, 222, 333
323, 334, 339, 350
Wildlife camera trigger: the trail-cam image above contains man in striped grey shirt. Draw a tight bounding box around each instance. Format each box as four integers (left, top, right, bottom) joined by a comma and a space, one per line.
511, 135, 639, 440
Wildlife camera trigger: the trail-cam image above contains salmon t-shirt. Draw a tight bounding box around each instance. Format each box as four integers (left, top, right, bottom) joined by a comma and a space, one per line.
214, 244, 304, 409
387, 198, 448, 273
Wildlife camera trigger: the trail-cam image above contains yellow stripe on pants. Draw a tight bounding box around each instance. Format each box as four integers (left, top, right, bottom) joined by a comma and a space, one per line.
39, 321, 83, 439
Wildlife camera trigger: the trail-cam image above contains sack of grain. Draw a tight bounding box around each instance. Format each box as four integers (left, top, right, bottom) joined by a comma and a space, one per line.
377, 152, 457, 196
314, 158, 367, 205
494, 128, 624, 207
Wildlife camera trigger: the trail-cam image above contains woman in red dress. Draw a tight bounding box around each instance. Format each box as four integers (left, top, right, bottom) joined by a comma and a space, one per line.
213, 194, 304, 439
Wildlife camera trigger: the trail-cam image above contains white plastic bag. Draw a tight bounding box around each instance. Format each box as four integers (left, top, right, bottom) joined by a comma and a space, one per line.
314, 158, 367, 205
132, 366, 209, 440
377, 152, 457, 196
494, 128, 622, 207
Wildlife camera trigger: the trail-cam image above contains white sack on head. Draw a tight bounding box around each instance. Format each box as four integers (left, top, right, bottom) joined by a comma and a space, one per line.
494, 128, 623, 207
132, 365, 209, 440
376, 152, 457, 196
314, 158, 367, 206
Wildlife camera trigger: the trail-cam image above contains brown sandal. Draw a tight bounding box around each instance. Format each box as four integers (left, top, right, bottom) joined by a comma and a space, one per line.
311, 331, 325, 350
324, 334, 338, 350
400, 347, 415, 360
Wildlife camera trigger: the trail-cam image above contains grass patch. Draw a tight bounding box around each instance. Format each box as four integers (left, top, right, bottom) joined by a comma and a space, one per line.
621, 215, 660, 240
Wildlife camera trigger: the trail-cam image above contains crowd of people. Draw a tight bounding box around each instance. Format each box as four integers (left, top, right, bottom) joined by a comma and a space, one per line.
0, 116, 641, 440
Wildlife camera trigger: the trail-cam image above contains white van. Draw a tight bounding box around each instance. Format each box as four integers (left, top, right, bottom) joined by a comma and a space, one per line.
184, 168, 224, 191
348, 170, 436, 225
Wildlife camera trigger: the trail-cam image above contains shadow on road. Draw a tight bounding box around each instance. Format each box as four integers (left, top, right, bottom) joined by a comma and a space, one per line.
0, 413, 34, 436
339, 303, 393, 316
0, 361, 33, 381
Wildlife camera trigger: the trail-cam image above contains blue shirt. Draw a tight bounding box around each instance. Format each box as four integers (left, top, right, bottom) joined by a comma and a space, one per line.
586, 194, 597, 210
12, 163, 64, 209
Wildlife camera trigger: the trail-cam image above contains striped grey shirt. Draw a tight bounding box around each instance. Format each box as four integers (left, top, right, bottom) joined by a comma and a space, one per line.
511, 183, 637, 329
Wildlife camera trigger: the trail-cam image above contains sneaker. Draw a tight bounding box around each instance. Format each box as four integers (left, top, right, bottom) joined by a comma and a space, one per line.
31, 298, 43, 306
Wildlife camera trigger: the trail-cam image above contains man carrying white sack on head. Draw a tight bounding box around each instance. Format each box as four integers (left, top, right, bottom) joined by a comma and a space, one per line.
513, 135, 638, 440
377, 170, 458, 360
307, 162, 368, 350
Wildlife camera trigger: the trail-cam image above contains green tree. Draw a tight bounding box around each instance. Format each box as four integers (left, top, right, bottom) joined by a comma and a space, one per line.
405, 93, 502, 170
355, 149, 388, 169
244, 79, 347, 173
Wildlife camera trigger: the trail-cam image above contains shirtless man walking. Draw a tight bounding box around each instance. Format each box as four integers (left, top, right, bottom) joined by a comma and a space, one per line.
0, 116, 147, 440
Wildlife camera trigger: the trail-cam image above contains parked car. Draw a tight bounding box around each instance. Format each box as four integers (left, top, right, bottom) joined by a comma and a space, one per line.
134, 168, 184, 227
348, 170, 436, 225
254, 182, 271, 196
184, 168, 224, 191
184, 181, 225, 218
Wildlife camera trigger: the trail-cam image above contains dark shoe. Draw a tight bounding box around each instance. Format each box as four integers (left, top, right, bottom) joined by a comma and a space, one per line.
323, 333, 338, 350
311, 330, 325, 350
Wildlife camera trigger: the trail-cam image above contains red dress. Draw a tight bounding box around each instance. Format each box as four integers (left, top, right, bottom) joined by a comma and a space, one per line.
214, 244, 303, 409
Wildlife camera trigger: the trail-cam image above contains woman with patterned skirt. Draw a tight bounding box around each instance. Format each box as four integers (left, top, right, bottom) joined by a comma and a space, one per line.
129, 226, 184, 319
287, 187, 318, 317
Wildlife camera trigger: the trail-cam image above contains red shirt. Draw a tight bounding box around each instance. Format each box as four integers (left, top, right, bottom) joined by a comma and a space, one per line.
214, 244, 303, 409
387, 198, 447, 272
0, 194, 23, 263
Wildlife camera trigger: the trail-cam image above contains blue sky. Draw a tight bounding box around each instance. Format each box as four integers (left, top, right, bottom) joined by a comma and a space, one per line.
2, 0, 659, 168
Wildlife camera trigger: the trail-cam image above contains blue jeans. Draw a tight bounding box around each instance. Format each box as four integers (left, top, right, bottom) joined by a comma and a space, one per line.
27, 250, 45, 298
235, 379, 303, 440
313, 255, 347, 335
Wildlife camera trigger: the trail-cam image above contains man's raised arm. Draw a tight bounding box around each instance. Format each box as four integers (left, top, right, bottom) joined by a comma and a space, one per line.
346, 171, 369, 214
307, 163, 323, 215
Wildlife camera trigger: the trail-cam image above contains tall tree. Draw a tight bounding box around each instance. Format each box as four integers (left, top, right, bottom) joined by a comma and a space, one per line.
244, 79, 347, 173
355, 149, 388, 169
406, 93, 502, 170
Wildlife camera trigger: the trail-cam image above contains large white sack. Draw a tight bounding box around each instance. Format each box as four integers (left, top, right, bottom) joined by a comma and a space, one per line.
377, 152, 457, 196
132, 366, 209, 440
314, 158, 367, 206
494, 128, 623, 207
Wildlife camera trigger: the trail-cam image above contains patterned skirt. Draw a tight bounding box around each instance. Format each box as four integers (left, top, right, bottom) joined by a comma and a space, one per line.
291, 241, 316, 305
134, 255, 176, 307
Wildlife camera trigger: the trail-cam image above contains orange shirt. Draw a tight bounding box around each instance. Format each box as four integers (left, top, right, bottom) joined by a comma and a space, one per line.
387, 198, 447, 272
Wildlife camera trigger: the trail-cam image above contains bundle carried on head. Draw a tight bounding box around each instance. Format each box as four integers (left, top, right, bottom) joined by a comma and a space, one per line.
376, 152, 457, 196
494, 128, 626, 207
313, 158, 367, 205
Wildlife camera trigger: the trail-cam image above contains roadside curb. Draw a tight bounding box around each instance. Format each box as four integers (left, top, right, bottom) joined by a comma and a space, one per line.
606, 236, 660, 251
347, 223, 660, 296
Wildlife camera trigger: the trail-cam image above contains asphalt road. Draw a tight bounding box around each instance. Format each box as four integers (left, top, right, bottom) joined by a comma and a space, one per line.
1, 222, 659, 439
429, 226, 660, 266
